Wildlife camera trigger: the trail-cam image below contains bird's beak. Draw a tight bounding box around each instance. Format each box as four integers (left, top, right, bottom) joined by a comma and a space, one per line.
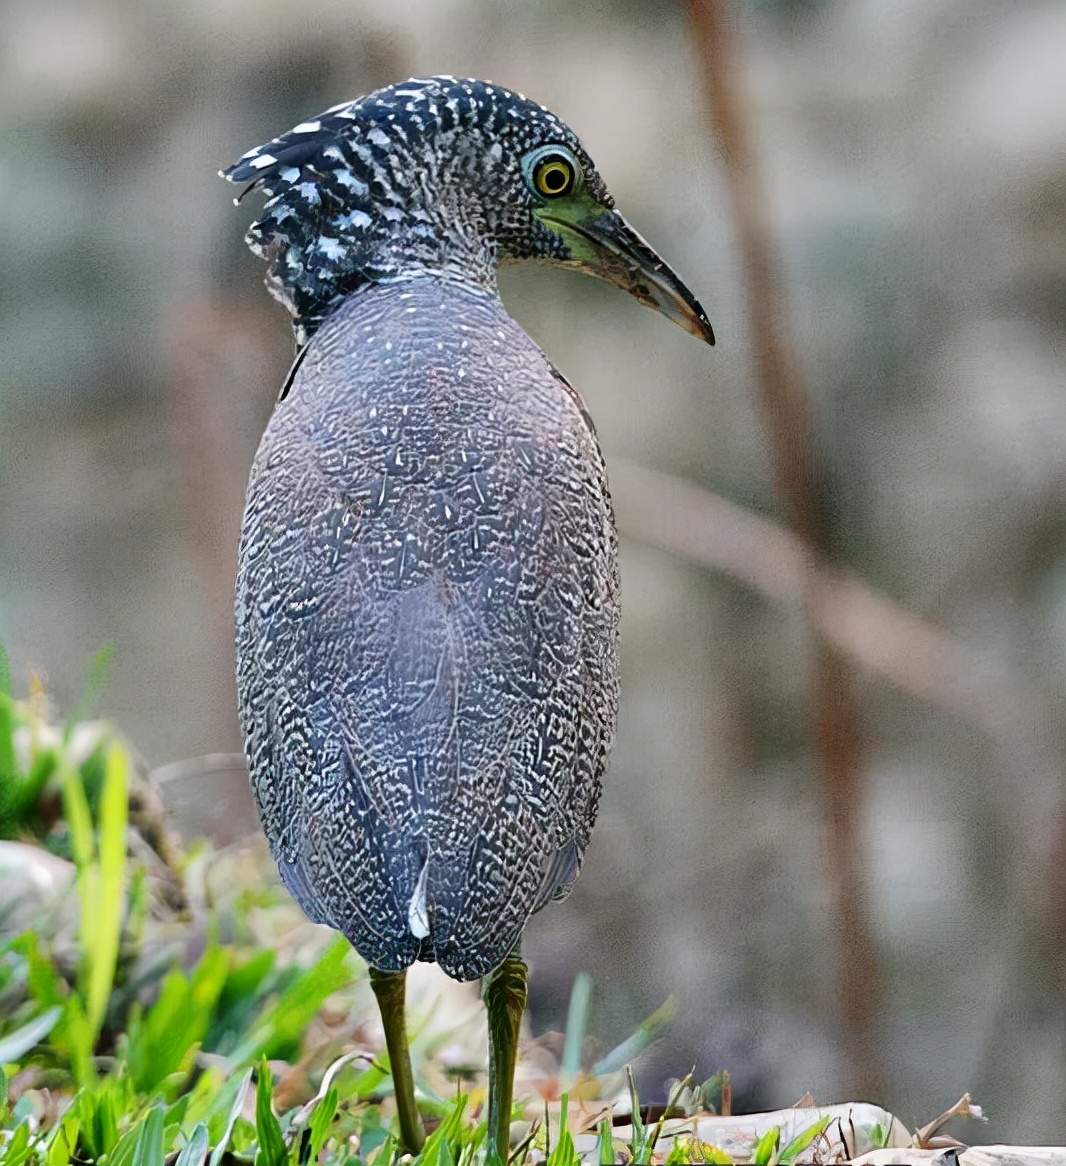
538, 204, 715, 345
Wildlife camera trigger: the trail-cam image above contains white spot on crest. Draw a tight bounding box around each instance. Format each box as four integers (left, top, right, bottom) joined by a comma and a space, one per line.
250, 154, 277, 170
339, 208, 371, 229
292, 120, 322, 134
334, 171, 369, 196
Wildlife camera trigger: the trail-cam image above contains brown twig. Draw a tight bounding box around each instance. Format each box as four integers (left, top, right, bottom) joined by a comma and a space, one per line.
913, 1093, 985, 1149
686, 0, 881, 1093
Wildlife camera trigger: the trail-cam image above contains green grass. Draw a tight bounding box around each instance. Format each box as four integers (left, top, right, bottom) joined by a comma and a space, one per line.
0, 656, 845, 1166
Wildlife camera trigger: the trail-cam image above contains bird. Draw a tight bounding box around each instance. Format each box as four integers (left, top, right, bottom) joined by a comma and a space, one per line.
222, 75, 714, 1161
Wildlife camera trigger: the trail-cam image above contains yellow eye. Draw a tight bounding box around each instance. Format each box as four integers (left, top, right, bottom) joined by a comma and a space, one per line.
533, 154, 575, 198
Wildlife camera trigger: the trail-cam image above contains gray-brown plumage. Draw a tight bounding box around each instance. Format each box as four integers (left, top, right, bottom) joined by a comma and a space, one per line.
224, 75, 713, 1156
236, 276, 618, 979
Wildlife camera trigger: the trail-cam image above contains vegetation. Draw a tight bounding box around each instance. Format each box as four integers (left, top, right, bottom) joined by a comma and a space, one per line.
0, 655, 881, 1165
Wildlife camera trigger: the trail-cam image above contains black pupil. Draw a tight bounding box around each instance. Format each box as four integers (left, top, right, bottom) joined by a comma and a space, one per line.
542, 162, 569, 192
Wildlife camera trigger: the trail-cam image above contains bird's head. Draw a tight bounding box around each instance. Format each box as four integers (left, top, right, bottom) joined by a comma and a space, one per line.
222, 75, 713, 347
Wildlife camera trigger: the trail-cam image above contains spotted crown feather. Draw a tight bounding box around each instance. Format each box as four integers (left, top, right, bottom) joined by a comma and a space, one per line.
221, 75, 605, 346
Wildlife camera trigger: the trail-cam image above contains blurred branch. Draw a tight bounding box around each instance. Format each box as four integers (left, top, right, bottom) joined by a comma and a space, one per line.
612, 460, 1057, 785
616, 458, 1066, 1092
686, 0, 880, 1092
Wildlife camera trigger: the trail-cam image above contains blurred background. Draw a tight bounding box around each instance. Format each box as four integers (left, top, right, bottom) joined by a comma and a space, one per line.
1, 0, 1064, 1143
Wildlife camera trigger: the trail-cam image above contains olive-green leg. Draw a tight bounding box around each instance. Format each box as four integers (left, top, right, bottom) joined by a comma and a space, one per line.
369, 966, 426, 1155
482, 951, 529, 1166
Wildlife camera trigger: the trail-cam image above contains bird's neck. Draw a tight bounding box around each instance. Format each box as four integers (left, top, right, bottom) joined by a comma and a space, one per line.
272, 208, 502, 346
369, 225, 500, 299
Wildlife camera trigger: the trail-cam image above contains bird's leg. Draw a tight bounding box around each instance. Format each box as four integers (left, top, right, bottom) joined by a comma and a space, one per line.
368, 966, 426, 1155
482, 949, 529, 1166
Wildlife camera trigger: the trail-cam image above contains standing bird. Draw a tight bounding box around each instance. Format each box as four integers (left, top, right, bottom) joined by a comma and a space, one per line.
223, 76, 713, 1160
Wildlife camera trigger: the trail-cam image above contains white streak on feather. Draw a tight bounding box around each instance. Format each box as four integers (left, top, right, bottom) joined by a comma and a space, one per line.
408, 862, 430, 939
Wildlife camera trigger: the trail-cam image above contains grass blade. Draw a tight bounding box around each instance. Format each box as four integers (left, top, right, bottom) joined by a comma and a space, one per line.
0, 1004, 62, 1062
779, 1115, 831, 1164
307, 1086, 338, 1161
45, 1113, 80, 1166
59, 994, 95, 1088
75, 1076, 124, 1161
752, 1126, 780, 1166
60, 760, 94, 873
175, 1124, 210, 1166
127, 946, 230, 1094
547, 1096, 576, 1166
561, 973, 592, 1084
2, 1121, 34, 1166
593, 996, 675, 1078
84, 743, 128, 1041
0, 641, 17, 796
598, 1117, 615, 1166
131, 1106, 165, 1166
208, 1067, 253, 1166
645, 1073, 692, 1161
418, 1094, 467, 1166
253, 1060, 287, 1166
625, 1066, 648, 1164
65, 648, 113, 741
